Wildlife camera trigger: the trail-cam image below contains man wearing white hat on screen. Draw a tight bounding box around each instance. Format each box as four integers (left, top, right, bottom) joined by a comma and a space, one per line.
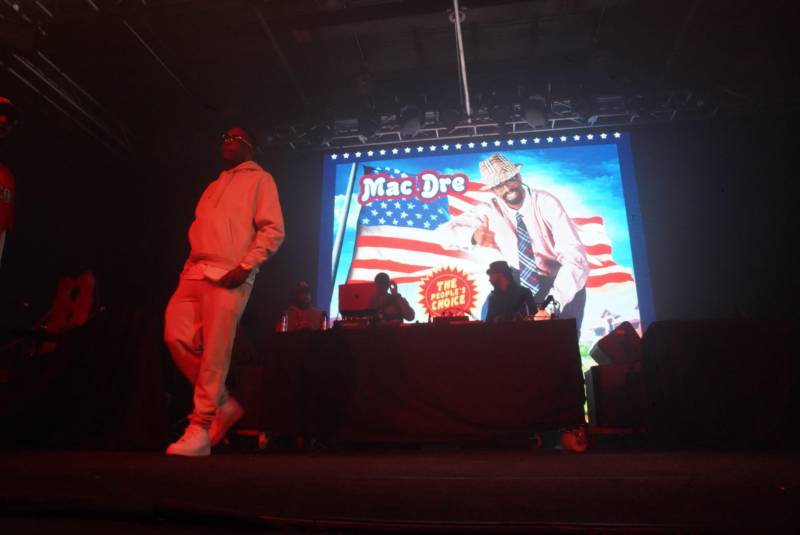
439, 153, 590, 329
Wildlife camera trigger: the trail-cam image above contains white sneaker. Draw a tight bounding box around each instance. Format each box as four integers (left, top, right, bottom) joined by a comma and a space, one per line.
209, 396, 244, 447
166, 424, 211, 456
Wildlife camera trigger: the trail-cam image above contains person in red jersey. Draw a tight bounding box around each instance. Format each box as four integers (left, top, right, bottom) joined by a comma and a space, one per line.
0, 97, 18, 266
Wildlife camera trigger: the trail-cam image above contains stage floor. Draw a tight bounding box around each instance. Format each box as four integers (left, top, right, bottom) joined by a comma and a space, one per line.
1, 448, 799, 533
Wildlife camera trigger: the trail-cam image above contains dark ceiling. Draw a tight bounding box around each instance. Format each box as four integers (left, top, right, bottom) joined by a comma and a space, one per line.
1, 0, 797, 154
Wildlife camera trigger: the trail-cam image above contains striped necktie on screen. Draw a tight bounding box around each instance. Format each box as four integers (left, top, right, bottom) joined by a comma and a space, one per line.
516, 212, 541, 294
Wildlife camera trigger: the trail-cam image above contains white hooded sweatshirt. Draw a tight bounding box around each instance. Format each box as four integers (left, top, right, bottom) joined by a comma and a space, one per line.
181, 160, 285, 284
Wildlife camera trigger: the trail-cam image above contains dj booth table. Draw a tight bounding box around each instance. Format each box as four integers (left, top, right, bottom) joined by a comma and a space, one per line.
234, 320, 585, 443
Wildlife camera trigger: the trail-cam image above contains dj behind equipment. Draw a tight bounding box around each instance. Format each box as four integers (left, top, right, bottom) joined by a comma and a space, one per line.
334, 272, 415, 328
332, 262, 558, 329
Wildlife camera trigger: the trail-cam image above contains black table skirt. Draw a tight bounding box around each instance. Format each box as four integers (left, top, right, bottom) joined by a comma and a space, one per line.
234, 320, 585, 443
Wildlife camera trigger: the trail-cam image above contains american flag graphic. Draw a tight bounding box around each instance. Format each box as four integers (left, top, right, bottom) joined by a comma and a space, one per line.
348, 166, 487, 283
570, 216, 637, 288
347, 165, 635, 289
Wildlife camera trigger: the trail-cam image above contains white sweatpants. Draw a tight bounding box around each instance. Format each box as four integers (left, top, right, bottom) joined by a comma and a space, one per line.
164, 278, 252, 428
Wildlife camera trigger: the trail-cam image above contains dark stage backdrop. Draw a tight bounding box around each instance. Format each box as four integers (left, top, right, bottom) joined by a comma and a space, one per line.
630, 117, 799, 323
0, 111, 798, 446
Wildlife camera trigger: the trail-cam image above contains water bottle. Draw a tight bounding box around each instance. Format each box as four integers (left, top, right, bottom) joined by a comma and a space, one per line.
280, 311, 288, 332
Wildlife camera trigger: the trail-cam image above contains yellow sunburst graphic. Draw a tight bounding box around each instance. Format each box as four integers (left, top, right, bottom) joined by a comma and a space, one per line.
418, 266, 479, 318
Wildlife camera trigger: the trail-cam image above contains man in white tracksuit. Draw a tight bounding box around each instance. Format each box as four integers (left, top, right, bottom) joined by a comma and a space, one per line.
164, 126, 285, 456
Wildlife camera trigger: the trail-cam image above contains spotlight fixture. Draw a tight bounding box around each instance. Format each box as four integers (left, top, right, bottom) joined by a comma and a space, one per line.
308, 123, 332, 147
524, 96, 547, 129
438, 103, 463, 132
357, 106, 380, 139
572, 95, 593, 120
489, 102, 512, 135
399, 105, 421, 139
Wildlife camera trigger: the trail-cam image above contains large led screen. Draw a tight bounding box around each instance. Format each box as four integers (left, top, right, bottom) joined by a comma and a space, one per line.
318, 133, 653, 367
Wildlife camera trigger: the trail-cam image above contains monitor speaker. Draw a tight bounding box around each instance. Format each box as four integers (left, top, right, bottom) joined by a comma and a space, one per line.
589, 321, 641, 365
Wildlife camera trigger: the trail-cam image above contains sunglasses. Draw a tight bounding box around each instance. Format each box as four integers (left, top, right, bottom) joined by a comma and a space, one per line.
490, 174, 521, 191
221, 133, 254, 148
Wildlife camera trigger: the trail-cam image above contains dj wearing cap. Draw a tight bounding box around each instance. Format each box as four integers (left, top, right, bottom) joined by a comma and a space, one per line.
371, 272, 415, 323
484, 260, 537, 323
438, 153, 590, 330
282, 281, 327, 331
